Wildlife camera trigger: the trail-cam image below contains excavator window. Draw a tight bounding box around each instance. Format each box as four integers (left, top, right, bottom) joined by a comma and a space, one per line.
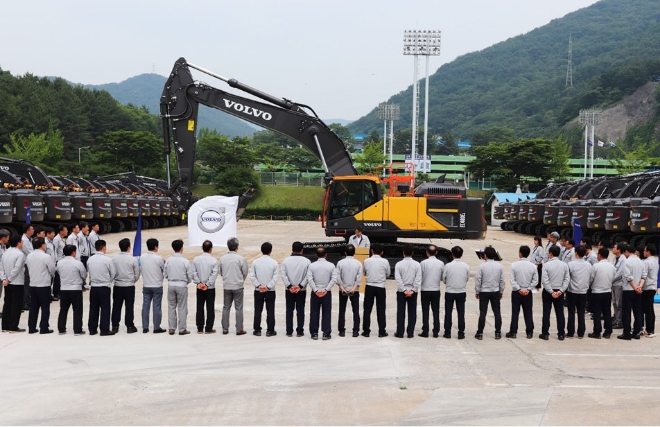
327, 180, 378, 220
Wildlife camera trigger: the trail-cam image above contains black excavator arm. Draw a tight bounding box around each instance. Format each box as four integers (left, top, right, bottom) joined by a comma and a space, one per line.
160, 57, 357, 212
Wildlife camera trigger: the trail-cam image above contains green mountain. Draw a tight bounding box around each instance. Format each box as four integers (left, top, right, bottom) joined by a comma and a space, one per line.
349, 0, 660, 143
85, 74, 256, 138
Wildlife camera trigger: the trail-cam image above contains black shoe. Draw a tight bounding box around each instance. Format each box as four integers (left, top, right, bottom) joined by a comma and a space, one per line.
475, 333, 483, 340
632, 333, 641, 340
603, 333, 611, 339
100, 331, 115, 336
588, 333, 601, 339
612, 323, 623, 329
153, 328, 167, 334
617, 334, 631, 340
286, 333, 293, 337
558, 335, 565, 341
322, 333, 331, 340
339, 331, 345, 337
111, 327, 119, 334
297, 333, 304, 337
457, 332, 465, 340
433, 333, 439, 338
197, 329, 204, 334
505, 332, 516, 339
539, 334, 549, 340
352, 331, 359, 337
9, 328, 26, 333
89, 330, 98, 336
566, 334, 574, 339
266, 330, 277, 337
40, 329, 54, 335
443, 332, 451, 339
495, 332, 502, 340
378, 332, 389, 338
143, 328, 149, 333
74, 331, 86, 336
179, 330, 191, 335
311, 333, 318, 340
58, 331, 66, 335
361, 331, 370, 337
51, 296, 59, 302
407, 334, 414, 338
222, 330, 229, 335
127, 326, 138, 334
526, 333, 533, 339
205, 329, 216, 334
394, 333, 404, 338
29, 329, 38, 334
253, 330, 262, 336
418, 332, 429, 338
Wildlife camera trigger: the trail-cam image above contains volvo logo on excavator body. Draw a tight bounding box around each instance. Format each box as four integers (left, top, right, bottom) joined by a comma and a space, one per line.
223, 99, 272, 121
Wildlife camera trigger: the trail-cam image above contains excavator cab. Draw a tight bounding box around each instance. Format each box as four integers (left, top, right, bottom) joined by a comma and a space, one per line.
325, 178, 381, 222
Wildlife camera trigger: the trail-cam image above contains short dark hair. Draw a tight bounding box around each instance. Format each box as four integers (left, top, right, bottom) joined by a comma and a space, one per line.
63, 244, 77, 257
355, 227, 363, 233
316, 247, 327, 258
581, 236, 591, 245
451, 246, 463, 259
32, 237, 45, 250
549, 245, 561, 257
0, 229, 10, 239
261, 242, 272, 255
566, 239, 575, 246
118, 238, 131, 252
292, 241, 303, 253
598, 247, 609, 259
403, 244, 413, 257
371, 243, 383, 255
484, 246, 497, 260
427, 245, 437, 257
33, 226, 44, 235
344, 244, 355, 256
9, 235, 21, 247
95, 239, 107, 251
79, 221, 89, 229
583, 243, 592, 250
227, 237, 239, 252
575, 246, 587, 258
646, 244, 658, 256
623, 244, 634, 254
519, 245, 531, 258
57, 224, 68, 233
202, 240, 213, 253
146, 238, 159, 251
171, 239, 184, 252
23, 223, 33, 234
44, 227, 55, 235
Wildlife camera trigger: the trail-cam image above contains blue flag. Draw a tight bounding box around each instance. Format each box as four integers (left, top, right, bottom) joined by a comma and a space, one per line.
25, 206, 31, 224
573, 219, 582, 246
133, 207, 142, 257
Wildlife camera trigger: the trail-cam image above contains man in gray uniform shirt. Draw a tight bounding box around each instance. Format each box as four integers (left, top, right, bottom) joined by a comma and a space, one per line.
192, 240, 219, 334
474, 246, 505, 340
642, 244, 658, 337
219, 237, 249, 335
250, 241, 279, 337
165, 239, 193, 335
57, 244, 87, 335
394, 244, 421, 338
362, 243, 391, 338
619, 244, 647, 340
561, 239, 575, 264
26, 237, 56, 334
0, 229, 8, 317
88, 223, 100, 255
507, 245, 538, 339
308, 247, 337, 340
588, 247, 615, 339
140, 238, 167, 334
21, 223, 34, 310
442, 246, 470, 339
281, 241, 311, 337
566, 246, 592, 338
336, 244, 363, 337
540, 245, 569, 340
87, 240, 116, 336
419, 245, 444, 338
611, 242, 627, 329
348, 227, 370, 249
111, 238, 140, 334
52, 225, 67, 299
1, 236, 26, 332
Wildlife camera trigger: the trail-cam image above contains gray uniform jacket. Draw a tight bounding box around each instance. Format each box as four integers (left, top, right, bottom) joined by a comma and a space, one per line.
57, 256, 87, 291
363, 254, 390, 288
46, 238, 56, 264
281, 255, 311, 290
78, 234, 92, 258
53, 234, 66, 262
510, 259, 538, 291
87, 253, 116, 287
21, 234, 33, 256
249, 255, 279, 291
475, 260, 505, 294
88, 231, 99, 255
25, 250, 56, 287
612, 256, 627, 288
590, 259, 615, 294
542, 258, 570, 293
112, 252, 141, 287
420, 257, 444, 292
530, 246, 544, 266
348, 234, 370, 249
543, 242, 559, 262
643, 256, 659, 291
0, 244, 6, 281
192, 253, 219, 289
336, 256, 363, 291
141, 251, 165, 288
442, 259, 470, 294
586, 251, 598, 266
567, 258, 592, 294
395, 257, 422, 293
219, 251, 248, 291
623, 254, 647, 291
66, 233, 82, 260
164, 253, 193, 288
308, 258, 338, 292
562, 247, 575, 264
2, 247, 25, 285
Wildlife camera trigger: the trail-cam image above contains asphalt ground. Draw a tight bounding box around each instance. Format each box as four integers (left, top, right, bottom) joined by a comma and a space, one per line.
1, 221, 658, 425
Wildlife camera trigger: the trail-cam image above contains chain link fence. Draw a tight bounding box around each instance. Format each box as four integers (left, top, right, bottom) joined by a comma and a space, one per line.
258, 172, 324, 186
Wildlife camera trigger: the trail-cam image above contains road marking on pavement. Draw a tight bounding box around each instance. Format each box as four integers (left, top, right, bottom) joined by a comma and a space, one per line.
543, 353, 660, 358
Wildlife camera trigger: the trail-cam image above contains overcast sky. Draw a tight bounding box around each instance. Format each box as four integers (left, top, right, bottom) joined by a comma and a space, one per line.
2, 0, 599, 120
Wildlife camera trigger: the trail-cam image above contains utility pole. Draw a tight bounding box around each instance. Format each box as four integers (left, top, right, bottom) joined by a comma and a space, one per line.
566, 34, 573, 88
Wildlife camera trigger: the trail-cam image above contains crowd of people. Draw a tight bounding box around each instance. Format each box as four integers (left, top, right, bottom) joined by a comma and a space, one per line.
0, 224, 657, 342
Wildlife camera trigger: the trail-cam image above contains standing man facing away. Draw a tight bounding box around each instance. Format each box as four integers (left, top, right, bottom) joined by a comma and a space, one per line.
44, 227, 57, 300
111, 238, 140, 334
165, 239, 193, 335
611, 242, 627, 329
474, 246, 505, 340
192, 240, 219, 334
1, 236, 26, 333
87, 240, 116, 336
540, 245, 569, 340
619, 244, 647, 340
348, 227, 370, 249
588, 247, 615, 339
26, 237, 56, 334
280, 241, 311, 337
140, 238, 167, 334
419, 245, 444, 338
362, 243, 391, 338
21, 223, 34, 310
308, 247, 337, 340
52, 225, 67, 299
442, 246, 470, 339
642, 244, 658, 338
336, 244, 362, 337
57, 244, 87, 335
506, 245, 537, 339
566, 246, 592, 338
394, 244, 421, 338
219, 237, 249, 336
250, 241, 279, 337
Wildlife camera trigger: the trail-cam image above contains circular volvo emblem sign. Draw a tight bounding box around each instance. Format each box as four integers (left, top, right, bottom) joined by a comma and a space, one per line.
198, 208, 226, 233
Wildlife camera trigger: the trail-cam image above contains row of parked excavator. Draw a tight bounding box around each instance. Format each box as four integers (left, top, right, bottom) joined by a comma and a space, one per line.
495, 170, 660, 248
0, 158, 183, 237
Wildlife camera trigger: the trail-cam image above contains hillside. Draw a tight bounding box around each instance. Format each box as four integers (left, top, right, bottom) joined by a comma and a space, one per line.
85, 74, 256, 138
349, 0, 660, 143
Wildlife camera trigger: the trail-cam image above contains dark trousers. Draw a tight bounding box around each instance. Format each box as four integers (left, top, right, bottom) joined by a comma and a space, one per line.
53, 272, 61, 297
285, 289, 306, 335
622, 290, 643, 337
542, 289, 566, 336
196, 288, 216, 332
23, 268, 30, 309
253, 290, 275, 332
338, 291, 360, 333
309, 291, 332, 335
642, 289, 656, 334
591, 292, 612, 335
2, 285, 24, 331
509, 290, 534, 334
58, 290, 83, 333
420, 290, 440, 335
111, 286, 135, 328
396, 291, 417, 336
444, 292, 466, 334
566, 292, 587, 337
28, 287, 51, 332
477, 291, 502, 334
536, 264, 542, 288
362, 285, 386, 334
89, 286, 111, 334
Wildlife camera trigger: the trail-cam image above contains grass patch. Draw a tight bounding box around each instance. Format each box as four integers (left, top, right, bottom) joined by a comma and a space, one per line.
249, 186, 325, 210
191, 184, 219, 198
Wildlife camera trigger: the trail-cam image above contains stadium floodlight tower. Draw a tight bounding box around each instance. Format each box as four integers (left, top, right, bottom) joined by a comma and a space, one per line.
377, 103, 400, 164
579, 109, 603, 178
403, 29, 441, 173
